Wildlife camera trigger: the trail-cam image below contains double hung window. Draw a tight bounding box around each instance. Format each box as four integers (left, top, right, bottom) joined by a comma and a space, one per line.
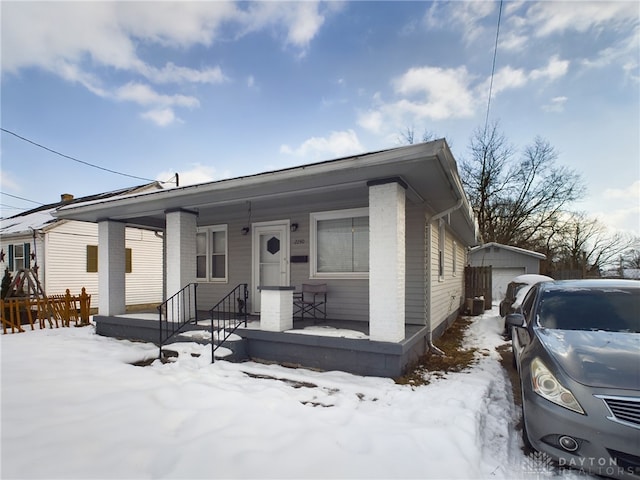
196, 225, 227, 282
8, 243, 30, 271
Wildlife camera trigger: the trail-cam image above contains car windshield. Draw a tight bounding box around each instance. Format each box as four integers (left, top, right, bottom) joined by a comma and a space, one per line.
537, 287, 640, 333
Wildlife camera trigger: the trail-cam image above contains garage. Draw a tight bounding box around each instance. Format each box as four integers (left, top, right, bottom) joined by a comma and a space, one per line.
468, 242, 546, 302
492, 267, 525, 301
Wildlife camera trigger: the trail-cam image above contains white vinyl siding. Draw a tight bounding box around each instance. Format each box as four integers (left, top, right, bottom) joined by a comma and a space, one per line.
44, 221, 162, 306
429, 221, 465, 334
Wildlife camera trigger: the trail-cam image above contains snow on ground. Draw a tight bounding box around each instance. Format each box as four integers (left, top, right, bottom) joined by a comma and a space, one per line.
1, 308, 590, 479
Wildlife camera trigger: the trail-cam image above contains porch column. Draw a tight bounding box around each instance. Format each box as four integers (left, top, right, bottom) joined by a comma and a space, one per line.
368, 178, 406, 342
165, 209, 197, 297
98, 220, 126, 316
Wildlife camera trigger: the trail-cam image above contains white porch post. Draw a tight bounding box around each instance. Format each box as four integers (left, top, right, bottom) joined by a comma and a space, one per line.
165, 209, 197, 297
98, 220, 126, 316
368, 178, 407, 342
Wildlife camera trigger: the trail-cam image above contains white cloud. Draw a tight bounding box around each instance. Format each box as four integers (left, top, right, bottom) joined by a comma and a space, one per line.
1, 1, 336, 124
587, 181, 640, 236
357, 110, 384, 134
235, 1, 343, 55
115, 83, 200, 109
603, 181, 640, 201
360, 55, 571, 137
530, 56, 570, 82
141, 108, 181, 128
391, 66, 476, 120
0, 170, 21, 193
280, 130, 364, 159
541, 96, 568, 113
139, 63, 227, 85
526, 2, 638, 37
425, 1, 496, 45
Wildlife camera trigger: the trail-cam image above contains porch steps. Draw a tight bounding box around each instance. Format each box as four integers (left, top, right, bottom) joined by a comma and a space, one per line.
172, 321, 248, 362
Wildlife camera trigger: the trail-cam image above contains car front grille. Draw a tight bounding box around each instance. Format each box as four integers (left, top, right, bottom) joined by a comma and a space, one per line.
596, 395, 640, 429
607, 449, 640, 477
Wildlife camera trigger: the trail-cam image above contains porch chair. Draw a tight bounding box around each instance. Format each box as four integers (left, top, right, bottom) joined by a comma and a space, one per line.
293, 283, 328, 322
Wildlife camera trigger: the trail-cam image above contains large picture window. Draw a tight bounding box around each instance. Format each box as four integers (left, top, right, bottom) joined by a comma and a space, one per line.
196, 225, 227, 282
310, 208, 369, 278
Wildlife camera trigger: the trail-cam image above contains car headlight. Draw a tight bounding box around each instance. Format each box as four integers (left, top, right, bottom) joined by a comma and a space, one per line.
530, 357, 585, 414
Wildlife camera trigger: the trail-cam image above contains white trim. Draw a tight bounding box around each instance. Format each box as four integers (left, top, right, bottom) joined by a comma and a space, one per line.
309, 207, 369, 279
469, 242, 546, 260
251, 220, 290, 314
196, 224, 228, 283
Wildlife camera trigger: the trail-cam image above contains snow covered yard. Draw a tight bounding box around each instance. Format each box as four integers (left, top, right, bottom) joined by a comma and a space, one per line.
1, 309, 590, 479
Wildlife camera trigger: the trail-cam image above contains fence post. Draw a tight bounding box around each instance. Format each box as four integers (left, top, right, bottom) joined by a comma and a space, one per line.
79, 287, 91, 325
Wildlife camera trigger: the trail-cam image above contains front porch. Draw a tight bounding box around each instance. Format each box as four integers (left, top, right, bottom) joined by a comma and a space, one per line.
93, 313, 429, 377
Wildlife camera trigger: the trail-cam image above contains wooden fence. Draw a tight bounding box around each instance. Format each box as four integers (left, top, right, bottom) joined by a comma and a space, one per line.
464, 266, 492, 311
1, 288, 91, 334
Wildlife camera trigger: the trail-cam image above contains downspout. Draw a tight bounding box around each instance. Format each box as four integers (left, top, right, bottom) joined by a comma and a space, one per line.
426, 149, 467, 355
30, 228, 44, 292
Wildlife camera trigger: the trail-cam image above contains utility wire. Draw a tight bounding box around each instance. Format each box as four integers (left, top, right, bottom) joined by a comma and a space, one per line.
483, 0, 503, 138
1, 127, 157, 183
0, 191, 45, 205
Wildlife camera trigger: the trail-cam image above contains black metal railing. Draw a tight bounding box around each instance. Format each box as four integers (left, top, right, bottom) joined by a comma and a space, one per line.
158, 283, 198, 359
210, 283, 248, 363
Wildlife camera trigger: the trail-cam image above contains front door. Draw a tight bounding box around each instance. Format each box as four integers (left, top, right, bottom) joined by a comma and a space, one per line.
251, 221, 290, 313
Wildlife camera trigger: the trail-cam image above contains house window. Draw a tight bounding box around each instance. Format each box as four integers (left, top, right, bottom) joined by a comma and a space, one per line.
453, 241, 458, 276
438, 219, 445, 280
310, 208, 369, 278
196, 225, 227, 282
8, 243, 30, 271
86, 245, 132, 273
87, 245, 98, 272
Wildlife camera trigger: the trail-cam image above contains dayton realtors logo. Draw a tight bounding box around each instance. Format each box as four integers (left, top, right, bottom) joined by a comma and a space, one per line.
521, 451, 557, 477
520, 451, 637, 478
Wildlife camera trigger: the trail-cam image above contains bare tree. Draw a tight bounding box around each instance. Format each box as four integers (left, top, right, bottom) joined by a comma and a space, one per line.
548, 212, 637, 275
460, 122, 516, 244
398, 126, 438, 145
622, 242, 640, 269
461, 122, 584, 249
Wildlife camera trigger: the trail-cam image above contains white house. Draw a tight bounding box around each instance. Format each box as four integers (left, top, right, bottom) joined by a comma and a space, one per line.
0, 184, 164, 309
55, 140, 478, 376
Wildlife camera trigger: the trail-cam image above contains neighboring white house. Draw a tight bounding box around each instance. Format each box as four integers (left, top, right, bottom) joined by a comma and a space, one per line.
468, 242, 546, 301
55, 140, 479, 376
0, 184, 164, 309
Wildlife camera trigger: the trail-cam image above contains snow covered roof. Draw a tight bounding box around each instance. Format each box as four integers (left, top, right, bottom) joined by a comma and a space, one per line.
469, 242, 546, 260
0, 182, 163, 236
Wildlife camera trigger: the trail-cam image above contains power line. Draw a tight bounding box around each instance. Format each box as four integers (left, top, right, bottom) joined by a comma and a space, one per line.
483, 0, 503, 138
1, 127, 157, 183
0, 191, 45, 205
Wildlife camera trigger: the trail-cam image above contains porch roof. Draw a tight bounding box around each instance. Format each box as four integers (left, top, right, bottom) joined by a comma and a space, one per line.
55, 140, 478, 245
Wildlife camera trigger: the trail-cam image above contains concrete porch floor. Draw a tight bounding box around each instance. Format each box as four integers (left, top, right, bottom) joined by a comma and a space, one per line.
93, 312, 429, 377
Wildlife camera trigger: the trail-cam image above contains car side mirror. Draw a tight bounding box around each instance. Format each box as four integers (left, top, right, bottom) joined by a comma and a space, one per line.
506, 313, 525, 328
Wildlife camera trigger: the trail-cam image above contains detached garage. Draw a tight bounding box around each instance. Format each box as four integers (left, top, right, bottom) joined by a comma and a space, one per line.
468, 242, 546, 301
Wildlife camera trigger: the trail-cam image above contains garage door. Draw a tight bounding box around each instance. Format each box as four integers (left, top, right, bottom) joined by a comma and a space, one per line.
492, 268, 526, 301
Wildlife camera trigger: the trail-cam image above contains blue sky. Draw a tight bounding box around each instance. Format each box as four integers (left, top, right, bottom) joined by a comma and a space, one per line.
1, 1, 638, 236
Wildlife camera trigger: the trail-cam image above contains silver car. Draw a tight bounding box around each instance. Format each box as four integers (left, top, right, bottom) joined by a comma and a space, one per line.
507, 279, 640, 479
